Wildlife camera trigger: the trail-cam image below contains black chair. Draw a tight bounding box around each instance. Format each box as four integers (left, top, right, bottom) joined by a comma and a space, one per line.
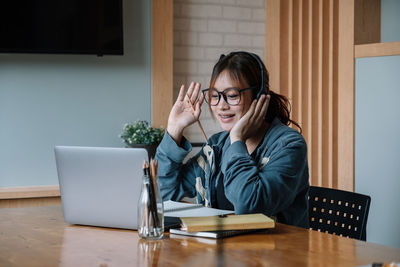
308, 186, 371, 241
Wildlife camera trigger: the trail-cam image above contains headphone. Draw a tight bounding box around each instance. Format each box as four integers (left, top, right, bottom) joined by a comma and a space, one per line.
219, 51, 268, 99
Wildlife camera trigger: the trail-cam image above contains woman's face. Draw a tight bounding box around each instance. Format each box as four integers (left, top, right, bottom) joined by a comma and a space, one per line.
210, 70, 253, 132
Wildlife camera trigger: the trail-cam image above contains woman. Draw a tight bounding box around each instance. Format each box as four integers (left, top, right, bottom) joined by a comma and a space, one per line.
156, 51, 309, 227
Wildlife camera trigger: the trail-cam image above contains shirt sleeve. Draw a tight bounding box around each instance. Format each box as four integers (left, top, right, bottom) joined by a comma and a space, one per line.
220, 133, 308, 216
155, 132, 204, 201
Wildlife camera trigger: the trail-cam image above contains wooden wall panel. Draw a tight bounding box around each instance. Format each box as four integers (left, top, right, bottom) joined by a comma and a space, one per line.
0, 185, 60, 199
336, 0, 355, 190
0, 197, 61, 208
354, 0, 381, 45
266, 0, 281, 94
152, 0, 174, 128
332, 0, 339, 189
355, 41, 400, 58
312, 0, 323, 186
302, 0, 312, 175
292, 0, 301, 125
0, 186, 61, 208
266, 0, 355, 191
280, 0, 292, 98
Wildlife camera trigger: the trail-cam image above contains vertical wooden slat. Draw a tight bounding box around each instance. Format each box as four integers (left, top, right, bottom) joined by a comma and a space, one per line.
266, 0, 281, 93
302, 0, 313, 178
310, 0, 322, 186
317, 0, 323, 186
328, 0, 334, 188
297, 0, 303, 129
292, 0, 299, 124
280, 0, 288, 97
321, 0, 329, 188
332, 0, 339, 189
321, 0, 334, 188
280, 0, 292, 98
152, 0, 174, 128
288, 0, 293, 100
337, 0, 355, 191
289, 0, 300, 121
292, 0, 303, 127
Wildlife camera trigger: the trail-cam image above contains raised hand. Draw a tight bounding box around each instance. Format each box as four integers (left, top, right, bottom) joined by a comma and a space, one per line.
230, 94, 270, 144
167, 82, 204, 145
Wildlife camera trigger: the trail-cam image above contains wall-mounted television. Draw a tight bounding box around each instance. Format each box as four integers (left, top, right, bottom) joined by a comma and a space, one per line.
0, 0, 123, 56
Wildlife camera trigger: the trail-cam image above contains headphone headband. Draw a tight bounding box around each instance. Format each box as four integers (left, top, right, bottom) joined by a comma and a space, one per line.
220, 51, 267, 99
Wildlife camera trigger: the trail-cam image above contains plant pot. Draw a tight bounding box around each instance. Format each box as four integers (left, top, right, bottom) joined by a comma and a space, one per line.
128, 144, 158, 159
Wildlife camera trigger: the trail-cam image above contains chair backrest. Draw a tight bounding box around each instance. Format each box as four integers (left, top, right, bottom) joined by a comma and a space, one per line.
308, 186, 371, 241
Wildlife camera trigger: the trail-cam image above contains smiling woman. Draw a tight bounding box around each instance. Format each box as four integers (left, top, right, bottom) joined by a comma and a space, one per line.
155, 51, 310, 228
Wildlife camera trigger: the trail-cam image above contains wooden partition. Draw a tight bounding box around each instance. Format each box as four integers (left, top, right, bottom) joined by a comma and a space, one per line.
355, 41, 400, 58
266, 0, 355, 191
152, 0, 174, 128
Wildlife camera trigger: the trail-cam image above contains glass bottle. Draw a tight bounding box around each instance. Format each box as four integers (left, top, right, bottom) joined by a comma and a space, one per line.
137, 167, 164, 239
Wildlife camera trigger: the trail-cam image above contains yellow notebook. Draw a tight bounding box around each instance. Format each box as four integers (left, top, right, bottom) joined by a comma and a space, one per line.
180, 213, 275, 232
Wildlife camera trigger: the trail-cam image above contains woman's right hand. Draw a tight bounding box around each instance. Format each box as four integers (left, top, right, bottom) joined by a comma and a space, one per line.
167, 82, 204, 145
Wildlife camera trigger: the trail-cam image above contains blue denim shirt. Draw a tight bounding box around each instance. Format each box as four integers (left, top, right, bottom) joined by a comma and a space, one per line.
156, 118, 309, 228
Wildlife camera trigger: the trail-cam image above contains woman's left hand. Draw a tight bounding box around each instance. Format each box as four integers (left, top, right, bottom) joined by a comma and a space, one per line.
230, 94, 270, 144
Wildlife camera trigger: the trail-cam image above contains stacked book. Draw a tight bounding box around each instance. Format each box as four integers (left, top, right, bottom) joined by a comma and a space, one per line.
163, 200, 275, 239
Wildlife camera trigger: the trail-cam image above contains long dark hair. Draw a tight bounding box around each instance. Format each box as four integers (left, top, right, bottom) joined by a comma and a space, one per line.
208, 51, 302, 132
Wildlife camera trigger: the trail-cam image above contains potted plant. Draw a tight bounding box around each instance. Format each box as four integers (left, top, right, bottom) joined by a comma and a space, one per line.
120, 120, 164, 159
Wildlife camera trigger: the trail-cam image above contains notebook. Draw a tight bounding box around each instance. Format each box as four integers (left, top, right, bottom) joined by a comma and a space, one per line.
163, 200, 233, 217
54, 146, 148, 230
164, 200, 202, 211
179, 213, 275, 232
169, 228, 261, 239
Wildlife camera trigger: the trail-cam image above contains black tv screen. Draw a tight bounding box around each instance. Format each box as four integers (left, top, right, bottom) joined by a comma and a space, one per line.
0, 0, 123, 55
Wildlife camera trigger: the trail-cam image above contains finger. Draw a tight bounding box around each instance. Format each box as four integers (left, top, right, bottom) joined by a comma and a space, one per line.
253, 95, 265, 117
251, 99, 261, 123
186, 81, 195, 99
262, 94, 271, 115
191, 82, 201, 104
257, 94, 270, 119
254, 95, 268, 122
185, 95, 196, 114
198, 91, 205, 106
177, 84, 186, 102
242, 99, 257, 120
194, 100, 202, 118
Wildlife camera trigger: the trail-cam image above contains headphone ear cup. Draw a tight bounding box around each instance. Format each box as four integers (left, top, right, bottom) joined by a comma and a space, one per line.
256, 87, 265, 99
262, 70, 268, 94
246, 52, 267, 98
256, 69, 268, 99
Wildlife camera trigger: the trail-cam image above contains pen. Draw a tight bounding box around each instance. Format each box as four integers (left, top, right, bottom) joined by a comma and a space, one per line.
186, 94, 208, 143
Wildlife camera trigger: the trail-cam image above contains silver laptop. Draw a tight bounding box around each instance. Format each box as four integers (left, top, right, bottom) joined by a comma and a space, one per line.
54, 146, 148, 230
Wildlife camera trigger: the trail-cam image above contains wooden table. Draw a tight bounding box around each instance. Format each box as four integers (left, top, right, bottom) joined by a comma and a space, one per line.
1, 206, 399, 267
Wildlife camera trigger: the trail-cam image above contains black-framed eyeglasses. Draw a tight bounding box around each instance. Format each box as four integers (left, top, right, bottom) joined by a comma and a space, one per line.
202, 86, 256, 106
